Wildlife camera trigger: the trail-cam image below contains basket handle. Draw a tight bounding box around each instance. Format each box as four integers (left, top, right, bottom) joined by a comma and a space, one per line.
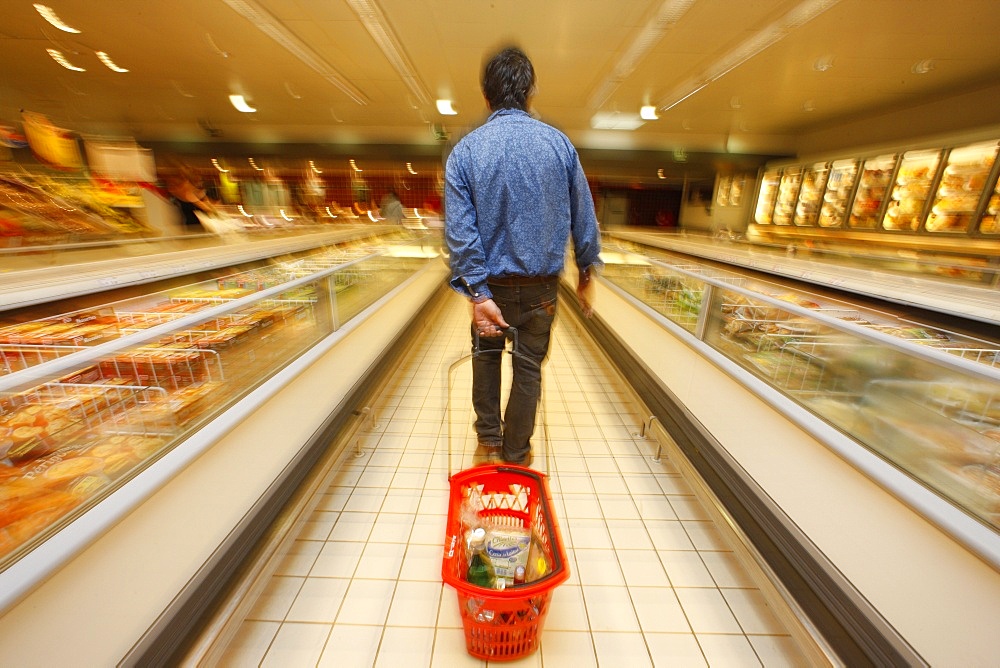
494, 465, 565, 583
472, 326, 519, 356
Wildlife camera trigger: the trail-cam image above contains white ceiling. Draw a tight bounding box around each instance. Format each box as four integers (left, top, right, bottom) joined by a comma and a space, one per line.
2, 0, 999, 176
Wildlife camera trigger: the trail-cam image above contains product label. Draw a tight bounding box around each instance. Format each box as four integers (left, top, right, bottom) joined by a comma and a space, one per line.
485, 528, 530, 583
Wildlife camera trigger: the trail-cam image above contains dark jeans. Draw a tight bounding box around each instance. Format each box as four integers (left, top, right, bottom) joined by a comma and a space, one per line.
471, 279, 558, 463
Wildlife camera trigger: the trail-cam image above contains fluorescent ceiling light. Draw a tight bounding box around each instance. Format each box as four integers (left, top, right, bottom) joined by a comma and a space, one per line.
436, 99, 457, 115
587, 0, 696, 109
34, 4, 80, 33
345, 0, 432, 106
229, 94, 256, 112
591, 112, 645, 131
96, 51, 128, 73
654, 0, 841, 112
640, 105, 659, 120
222, 0, 368, 105
46, 49, 85, 72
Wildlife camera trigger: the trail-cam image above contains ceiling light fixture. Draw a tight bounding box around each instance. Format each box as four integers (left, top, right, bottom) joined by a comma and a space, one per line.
325, 207, 337, 218
171, 80, 195, 98
654, 0, 841, 113
96, 51, 128, 73
238, 205, 253, 217
248, 158, 264, 171
587, 0, 697, 109
657, 169, 666, 179
345, 0, 432, 106
46, 49, 85, 72
204, 33, 231, 59
211, 158, 229, 173
813, 54, 835, 72
350, 159, 362, 172
406, 162, 417, 175
640, 105, 659, 120
229, 94, 256, 112
591, 112, 645, 131
309, 160, 322, 174
34, 4, 80, 33
436, 99, 457, 115
221, 0, 369, 105
280, 209, 293, 221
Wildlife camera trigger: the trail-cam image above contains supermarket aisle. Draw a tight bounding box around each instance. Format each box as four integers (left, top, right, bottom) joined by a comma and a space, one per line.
215, 291, 814, 667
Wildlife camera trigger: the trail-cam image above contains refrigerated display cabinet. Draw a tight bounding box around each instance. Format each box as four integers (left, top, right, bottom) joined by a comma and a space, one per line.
792, 162, 829, 227
981, 176, 1000, 234
772, 167, 802, 226
848, 153, 897, 229
598, 234, 1000, 550
577, 234, 1000, 664
753, 169, 781, 224
0, 229, 439, 585
751, 133, 1000, 244
927, 140, 1000, 233
817, 159, 859, 228
883, 149, 942, 231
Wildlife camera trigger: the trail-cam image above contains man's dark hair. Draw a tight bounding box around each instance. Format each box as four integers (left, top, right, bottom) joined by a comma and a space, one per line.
481, 46, 535, 112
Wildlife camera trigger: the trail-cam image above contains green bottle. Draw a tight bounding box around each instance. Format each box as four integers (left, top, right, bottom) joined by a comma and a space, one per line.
466, 528, 497, 588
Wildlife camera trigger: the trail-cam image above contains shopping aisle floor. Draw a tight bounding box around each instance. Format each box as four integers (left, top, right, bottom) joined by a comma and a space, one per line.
216, 292, 813, 667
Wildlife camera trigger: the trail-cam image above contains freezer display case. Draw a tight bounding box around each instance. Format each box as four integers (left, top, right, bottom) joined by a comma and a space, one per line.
883, 149, 943, 231
981, 176, 1000, 235
753, 169, 781, 224
772, 167, 802, 226
0, 233, 432, 568
848, 154, 897, 229
926, 140, 1000, 233
0, 170, 147, 245
817, 159, 859, 228
599, 236, 1000, 536
792, 162, 830, 227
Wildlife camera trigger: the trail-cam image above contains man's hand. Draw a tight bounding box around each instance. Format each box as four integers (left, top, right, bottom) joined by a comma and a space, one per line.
577, 267, 594, 318
472, 298, 509, 337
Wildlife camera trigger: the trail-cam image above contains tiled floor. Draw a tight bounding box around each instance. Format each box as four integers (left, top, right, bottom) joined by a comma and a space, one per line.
215, 292, 813, 667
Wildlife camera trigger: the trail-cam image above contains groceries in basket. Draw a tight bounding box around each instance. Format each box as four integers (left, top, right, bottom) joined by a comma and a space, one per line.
525, 533, 552, 582
461, 487, 534, 588
466, 527, 498, 588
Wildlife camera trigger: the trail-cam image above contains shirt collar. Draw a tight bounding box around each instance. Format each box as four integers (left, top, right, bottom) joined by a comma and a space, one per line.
487, 108, 530, 122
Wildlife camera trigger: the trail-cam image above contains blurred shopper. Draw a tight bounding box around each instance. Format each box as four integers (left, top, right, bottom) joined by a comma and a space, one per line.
445, 45, 602, 466
164, 167, 216, 232
380, 190, 405, 225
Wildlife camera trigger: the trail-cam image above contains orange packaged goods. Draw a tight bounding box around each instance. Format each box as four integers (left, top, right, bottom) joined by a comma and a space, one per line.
442, 464, 569, 661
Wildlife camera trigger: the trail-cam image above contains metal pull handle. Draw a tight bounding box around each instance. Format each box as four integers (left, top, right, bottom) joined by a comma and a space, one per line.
472, 326, 519, 356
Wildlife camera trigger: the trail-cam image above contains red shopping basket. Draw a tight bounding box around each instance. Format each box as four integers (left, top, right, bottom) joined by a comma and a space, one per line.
442, 463, 569, 661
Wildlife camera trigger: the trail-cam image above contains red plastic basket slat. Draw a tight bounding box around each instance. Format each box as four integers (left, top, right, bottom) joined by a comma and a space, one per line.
442, 464, 569, 661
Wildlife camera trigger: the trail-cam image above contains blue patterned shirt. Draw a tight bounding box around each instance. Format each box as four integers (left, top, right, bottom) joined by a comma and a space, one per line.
445, 108, 602, 301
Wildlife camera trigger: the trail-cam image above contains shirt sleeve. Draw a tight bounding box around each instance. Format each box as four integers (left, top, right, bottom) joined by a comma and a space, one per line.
444, 148, 493, 300
568, 152, 603, 273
